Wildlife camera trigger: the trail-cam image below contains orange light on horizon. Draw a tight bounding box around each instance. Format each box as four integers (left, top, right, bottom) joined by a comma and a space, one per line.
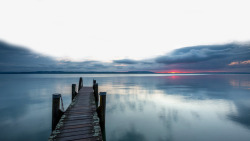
170, 71, 177, 73
156, 70, 226, 73
156, 70, 194, 73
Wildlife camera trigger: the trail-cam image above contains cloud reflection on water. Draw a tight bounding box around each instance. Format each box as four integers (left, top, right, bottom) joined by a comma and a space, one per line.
104, 74, 250, 141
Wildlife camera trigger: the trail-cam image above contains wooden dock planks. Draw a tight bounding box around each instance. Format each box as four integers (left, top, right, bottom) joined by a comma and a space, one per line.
49, 87, 102, 141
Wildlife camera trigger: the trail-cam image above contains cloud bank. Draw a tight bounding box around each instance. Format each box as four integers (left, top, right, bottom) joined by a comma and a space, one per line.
113, 59, 138, 64
155, 43, 250, 72
0, 41, 249, 73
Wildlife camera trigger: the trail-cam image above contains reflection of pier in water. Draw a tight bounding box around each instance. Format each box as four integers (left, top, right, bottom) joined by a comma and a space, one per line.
49, 77, 106, 141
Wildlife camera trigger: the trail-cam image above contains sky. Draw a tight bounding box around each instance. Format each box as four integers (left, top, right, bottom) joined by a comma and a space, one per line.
0, 0, 250, 72
0, 41, 249, 72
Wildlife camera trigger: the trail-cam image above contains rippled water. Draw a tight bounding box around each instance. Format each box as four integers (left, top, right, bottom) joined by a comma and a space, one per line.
0, 74, 249, 141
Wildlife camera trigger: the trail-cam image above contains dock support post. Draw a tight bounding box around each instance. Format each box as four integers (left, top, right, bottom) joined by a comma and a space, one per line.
94, 83, 99, 105
98, 92, 106, 131
78, 77, 83, 91
93, 79, 96, 89
72, 84, 77, 101
52, 94, 64, 131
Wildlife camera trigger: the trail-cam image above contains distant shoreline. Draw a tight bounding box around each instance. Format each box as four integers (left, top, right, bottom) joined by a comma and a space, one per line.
0, 71, 249, 74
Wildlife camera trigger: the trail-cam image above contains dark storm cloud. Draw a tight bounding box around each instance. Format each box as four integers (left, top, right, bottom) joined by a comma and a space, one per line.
154, 43, 250, 72
0, 41, 58, 72
155, 44, 250, 64
0, 41, 112, 72
113, 59, 138, 64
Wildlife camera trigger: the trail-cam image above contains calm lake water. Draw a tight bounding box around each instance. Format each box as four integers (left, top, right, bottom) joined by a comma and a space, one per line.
0, 74, 250, 141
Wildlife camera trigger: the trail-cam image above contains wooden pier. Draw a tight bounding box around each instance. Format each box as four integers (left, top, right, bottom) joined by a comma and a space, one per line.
49, 78, 106, 141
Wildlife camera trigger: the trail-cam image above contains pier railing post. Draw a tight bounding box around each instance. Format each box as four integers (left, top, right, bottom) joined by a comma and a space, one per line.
98, 92, 106, 130
52, 94, 64, 131
72, 84, 77, 101
78, 77, 83, 91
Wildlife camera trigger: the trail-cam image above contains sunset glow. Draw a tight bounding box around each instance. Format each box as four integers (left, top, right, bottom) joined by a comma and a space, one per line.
156, 70, 227, 74
156, 70, 196, 73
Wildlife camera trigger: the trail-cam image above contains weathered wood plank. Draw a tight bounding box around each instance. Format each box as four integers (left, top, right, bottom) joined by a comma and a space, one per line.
57, 136, 101, 141
56, 134, 101, 141
58, 127, 93, 133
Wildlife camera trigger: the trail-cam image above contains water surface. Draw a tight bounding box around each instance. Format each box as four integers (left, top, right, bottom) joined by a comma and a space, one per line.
0, 74, 249, 141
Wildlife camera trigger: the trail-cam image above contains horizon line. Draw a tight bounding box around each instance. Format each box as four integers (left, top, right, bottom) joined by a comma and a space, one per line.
0, 71, 249, 74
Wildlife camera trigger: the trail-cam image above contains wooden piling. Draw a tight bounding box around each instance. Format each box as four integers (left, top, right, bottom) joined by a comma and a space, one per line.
98, 92, 106, 130
93, 79, 96, 88
94, 83, 99, 104
72, 84, 77, 101
52, 94, 64, 131
78, 77, 83, 91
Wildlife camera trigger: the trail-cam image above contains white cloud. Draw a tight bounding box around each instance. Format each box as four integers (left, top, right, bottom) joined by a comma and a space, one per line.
0, 0, 250, 61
